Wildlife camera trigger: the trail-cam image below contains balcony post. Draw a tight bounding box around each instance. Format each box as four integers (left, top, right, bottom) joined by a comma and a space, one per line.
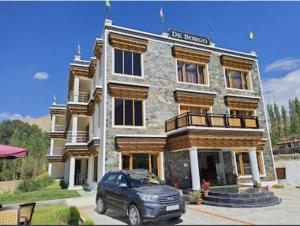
189, 148, 201, 190
87, 156, 94, 189
73, 76, 80, 102
187, 112, 190, 126
248, 149, 260, 183
241, 116, 245, 128
68, 156, 75, 189
71, 116, 78, 143
51, 115, 56, 132
49, 139, 54, 155
48, 163, 52, 176
255, 117, 259, 128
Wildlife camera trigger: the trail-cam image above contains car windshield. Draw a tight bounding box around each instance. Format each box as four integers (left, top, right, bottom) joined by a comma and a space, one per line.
125, 170, 163, 187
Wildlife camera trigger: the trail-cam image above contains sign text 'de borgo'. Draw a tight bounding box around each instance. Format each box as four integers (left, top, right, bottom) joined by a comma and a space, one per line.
169, 30, 210, 46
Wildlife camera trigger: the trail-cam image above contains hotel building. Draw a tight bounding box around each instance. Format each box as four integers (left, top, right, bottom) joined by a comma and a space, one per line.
46, 19, 277, 190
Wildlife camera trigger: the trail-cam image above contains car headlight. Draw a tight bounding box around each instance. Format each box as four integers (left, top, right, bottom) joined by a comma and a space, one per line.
179, 190, 183, 197
137, 193, 159, 202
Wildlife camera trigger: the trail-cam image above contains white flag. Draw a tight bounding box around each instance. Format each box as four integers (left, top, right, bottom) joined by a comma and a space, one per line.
160, 7, 164, 23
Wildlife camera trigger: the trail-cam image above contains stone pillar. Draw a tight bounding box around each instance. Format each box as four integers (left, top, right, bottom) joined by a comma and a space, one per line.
51, 115, 56, 132
71, 116, 78, 143
218, 151, 226, 184
248, 149, 260, 183
48, 163, 52, 176
87, 156, 94, 187
73, 76, 80, 102
69, 157, 75, 189
189, 148, 201, 190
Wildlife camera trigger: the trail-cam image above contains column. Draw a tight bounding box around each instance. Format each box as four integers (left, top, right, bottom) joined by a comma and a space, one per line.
248, 149, 260, 183
73, 76, 80, 102
49, 139, 54, 155
189, 148, 201, 190
64, 159, 69, 183
218, 151, 226, 184
71, 116, 78, 143
160, 152, 165, 181
51, 115, 56, 132
48, 163, 52, 176
87, 156, 94, 187
68, 156, 75, 189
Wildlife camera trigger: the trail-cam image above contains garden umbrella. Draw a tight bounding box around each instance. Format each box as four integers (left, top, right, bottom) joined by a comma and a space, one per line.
0, 144, 27, 159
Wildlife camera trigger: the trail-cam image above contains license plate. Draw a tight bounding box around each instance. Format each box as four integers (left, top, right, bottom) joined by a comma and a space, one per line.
166, 204, 179, 211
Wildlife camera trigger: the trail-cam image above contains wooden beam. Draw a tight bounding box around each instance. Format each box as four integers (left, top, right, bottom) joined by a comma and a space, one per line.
172, 46, 211, 64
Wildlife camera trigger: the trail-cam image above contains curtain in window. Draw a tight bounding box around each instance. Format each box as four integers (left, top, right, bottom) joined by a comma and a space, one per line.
231, 71, 243, 89
177, 63, 183, 81
198, 66, 205, 84
185, 64, 197, 83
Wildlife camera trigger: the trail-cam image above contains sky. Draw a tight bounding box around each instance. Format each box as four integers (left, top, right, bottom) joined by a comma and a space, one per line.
1, 1, 300, 121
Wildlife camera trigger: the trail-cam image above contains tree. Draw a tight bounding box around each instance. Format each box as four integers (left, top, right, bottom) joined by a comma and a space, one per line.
0, 120, 49, 181
281, 105, 289, 138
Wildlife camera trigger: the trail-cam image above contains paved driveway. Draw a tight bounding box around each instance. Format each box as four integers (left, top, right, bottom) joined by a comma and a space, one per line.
78, 188, 300, 225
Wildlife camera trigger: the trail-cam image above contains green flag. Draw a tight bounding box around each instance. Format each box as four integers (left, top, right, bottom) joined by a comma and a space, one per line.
106, 0, 110, 8
249, 31, 254, 40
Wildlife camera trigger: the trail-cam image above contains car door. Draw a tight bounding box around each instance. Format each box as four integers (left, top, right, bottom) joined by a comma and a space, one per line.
102, 173, 117, 208
112, 173, 130, 212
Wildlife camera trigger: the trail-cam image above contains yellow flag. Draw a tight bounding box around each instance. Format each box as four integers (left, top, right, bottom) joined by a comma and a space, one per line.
106, 0, 110, 8
249, 31, 254, 40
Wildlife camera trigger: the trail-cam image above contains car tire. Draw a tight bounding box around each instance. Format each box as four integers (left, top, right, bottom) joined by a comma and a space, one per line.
96, 196, 106, 214
128, 204, 141, 225
171, 215, 182, 221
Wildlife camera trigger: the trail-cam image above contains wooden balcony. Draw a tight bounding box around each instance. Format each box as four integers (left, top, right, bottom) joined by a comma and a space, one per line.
165, 112, 259, 132
66, 131, 88, 143
46, 148, 65, 162
48, 125, 66, 138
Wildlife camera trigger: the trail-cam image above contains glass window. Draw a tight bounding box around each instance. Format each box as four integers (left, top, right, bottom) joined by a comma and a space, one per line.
177, 61, 207, 85
133, 154, 149, 170
124, 51, 133, 75
125, 100, 133, 125
115, 99, 123, 125
103, 173, 117, 184
151, 154, 158, 176
235, 152, 263, 176
94, 156, 98, 182
116, 174, 128, 185
226, 69, 250, 90
114, 49, 141, 76
134, 101, 143, 126
133, 53, 141, 76
122, 155, 130, 170
114, 49, 123, 74
230, 109, 253, 117
114, 99, 143, 126
180, 105, 208, 114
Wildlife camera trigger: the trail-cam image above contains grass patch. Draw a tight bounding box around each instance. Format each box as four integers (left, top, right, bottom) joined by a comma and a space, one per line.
31, 205, 68, 225
0, 181, 80, 205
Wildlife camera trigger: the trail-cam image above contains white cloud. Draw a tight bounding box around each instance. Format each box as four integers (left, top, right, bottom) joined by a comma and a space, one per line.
264, 57, 300, 73
0, 112, 32, 122
33, 71, 49, 80
262, 69, 300, 107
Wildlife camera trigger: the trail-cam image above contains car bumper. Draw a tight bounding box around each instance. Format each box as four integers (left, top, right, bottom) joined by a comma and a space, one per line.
141, 199, 186, 222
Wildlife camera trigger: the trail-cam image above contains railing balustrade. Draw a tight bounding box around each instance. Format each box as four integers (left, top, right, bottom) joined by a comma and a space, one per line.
67, 131, 88, 143
165, 112, 259, 132
68, 91, 90, 103
53, 124, 65, 132
47, 148, 64, 156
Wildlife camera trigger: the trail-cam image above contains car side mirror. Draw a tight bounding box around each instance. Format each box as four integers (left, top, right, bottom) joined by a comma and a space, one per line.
119, 183, 128, 188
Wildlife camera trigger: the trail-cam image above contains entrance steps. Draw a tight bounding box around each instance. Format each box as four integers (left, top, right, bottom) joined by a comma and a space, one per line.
202, 187, 281, 208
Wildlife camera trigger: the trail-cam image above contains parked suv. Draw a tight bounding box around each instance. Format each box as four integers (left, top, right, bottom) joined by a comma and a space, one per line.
96, 169, 185, 225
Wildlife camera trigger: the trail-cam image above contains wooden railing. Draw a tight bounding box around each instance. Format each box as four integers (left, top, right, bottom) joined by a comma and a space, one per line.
68, 91, 90, 103
67, 131, 88, 143
53, 125, 65, 132
165, 112, 259, 132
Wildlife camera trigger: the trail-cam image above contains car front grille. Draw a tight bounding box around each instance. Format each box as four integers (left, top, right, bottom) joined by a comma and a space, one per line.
158, 194, 180, 204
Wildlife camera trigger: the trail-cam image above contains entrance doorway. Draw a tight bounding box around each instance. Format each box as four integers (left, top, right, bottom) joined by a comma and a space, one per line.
121, 153, 161, 177
74, 159, 88, 186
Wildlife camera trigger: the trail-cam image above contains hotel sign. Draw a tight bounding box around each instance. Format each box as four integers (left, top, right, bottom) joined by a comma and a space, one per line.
169, 30, 210, 46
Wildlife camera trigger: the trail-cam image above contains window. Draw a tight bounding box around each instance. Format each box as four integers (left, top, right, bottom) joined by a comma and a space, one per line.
103, 173, 117, 184
121, 153, 160, 177
114, 49, 141, 76
114, 98, 143, 126
225, 69, 250, 90
276, 168, 286, 179
177, 61, 207, 85
180, 105, 209, 114
115, 174, 128, 186
235, 152, 264, 176
230, 109, 254, 117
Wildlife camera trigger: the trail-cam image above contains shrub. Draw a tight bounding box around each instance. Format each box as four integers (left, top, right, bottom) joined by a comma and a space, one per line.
82, 219, 95, 225
17, 179, 41, 192
64, 206, 81, 225
59, 180, 68, 189
191, 191, 201, 200
37, 175, 54, 188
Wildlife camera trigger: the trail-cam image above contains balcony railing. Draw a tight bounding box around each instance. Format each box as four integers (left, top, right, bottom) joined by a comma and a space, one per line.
67, 131, 88, 143
52, 124, 65, 132
165, 112, 259, 132
47, 148, 64, 156
68, 91, 90, 103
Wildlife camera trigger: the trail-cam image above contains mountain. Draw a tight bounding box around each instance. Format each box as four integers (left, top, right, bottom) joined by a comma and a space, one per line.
24, 115, 51, 132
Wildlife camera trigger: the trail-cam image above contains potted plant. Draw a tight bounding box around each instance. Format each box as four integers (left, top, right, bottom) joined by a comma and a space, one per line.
253, 179, 262, 188
191, 192, 202, 205
201, 179, 210, 197
174, 181, 181, 189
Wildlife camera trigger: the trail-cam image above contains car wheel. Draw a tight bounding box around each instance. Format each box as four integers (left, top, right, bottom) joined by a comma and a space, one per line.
128, 204, 141, 225
96, 196, 106, 214
171, 215, 182, 221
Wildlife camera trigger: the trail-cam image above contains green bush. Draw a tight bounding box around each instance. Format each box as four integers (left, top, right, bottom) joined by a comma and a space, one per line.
17, 175, 54, 192
59, 180, 68, 189
58, 206, 81, 225
17, 179, 41, 192
82, 219, 95, 225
